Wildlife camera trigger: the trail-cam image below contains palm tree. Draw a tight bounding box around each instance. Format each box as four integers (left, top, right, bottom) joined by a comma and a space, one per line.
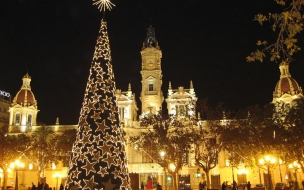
30, 125, 55, 182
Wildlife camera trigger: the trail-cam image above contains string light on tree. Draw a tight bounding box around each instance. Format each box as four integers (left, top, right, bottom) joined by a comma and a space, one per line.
65, 0, 130, 189
92, 0, 115, 11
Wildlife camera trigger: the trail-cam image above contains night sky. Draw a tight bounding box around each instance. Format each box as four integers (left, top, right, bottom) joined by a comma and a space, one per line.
1, 0, 304, 125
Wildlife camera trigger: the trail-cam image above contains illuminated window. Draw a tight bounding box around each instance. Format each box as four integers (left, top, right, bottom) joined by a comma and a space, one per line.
142, 146, 153, 163
146, 76, 156, 93
182, 153, 189, 164
27, 114, 32, 126
29, 163, 33, 170
237, 174, 247, 184
15, 113, 21, 125
148, 84, 154, 91
175, 104, 195, 118
176, 105, 187, 118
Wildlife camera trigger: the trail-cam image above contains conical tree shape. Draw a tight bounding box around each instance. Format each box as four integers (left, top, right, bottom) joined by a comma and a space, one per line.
65, 20, 130, 190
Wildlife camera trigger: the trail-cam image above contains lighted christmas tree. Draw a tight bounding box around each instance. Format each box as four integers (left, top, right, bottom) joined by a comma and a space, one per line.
65, 1, 130, 189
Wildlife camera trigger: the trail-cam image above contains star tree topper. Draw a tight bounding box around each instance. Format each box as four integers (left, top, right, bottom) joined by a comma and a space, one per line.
93, 0, 115, 11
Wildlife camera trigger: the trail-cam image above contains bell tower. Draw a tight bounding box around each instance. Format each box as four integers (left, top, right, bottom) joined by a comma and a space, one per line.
140, 25, 164, 114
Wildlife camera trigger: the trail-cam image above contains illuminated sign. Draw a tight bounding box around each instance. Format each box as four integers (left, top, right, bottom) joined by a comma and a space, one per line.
0, 90, 10, 97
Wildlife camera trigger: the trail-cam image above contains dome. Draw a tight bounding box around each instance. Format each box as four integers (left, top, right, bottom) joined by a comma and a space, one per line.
14, 89, 36, 106
273, 62, 303, 98
274, 77, 302, 98
11, 73, 37, 107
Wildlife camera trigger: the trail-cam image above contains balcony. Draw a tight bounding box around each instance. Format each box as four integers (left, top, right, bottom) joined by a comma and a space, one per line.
145, 91, 157, 95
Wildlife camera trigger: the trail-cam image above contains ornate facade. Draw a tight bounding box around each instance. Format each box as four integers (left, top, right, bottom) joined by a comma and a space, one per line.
3, 25, 304, 190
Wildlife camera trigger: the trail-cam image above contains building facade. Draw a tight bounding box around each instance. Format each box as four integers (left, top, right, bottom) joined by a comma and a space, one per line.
2, 26, 304, 190
0, 89, 10, 129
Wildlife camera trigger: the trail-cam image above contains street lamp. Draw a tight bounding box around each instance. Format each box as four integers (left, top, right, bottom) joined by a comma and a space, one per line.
196, 168, 201, 179
169, 163, 176, 172
53, 173, 62, 190
159, 151, 167, 190
259, 155, 276, 190
278, 159, 283, 182
169, 163, 176, 190
258, 167, 262, 185
160, 151, 165, 158
10, 160, 24, 190
288, 161, 301, 182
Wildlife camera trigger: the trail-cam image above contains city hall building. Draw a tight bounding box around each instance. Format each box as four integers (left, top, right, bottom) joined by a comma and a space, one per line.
2, 25, 304, 190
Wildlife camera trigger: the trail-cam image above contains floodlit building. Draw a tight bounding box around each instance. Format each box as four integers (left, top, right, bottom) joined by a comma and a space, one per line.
3, 25, 304, 190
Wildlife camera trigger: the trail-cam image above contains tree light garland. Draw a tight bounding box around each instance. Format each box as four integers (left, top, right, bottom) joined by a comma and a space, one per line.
65, 19, 130, 190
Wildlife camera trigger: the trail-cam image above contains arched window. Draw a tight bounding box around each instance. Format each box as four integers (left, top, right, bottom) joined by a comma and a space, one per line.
15, 113, 21, 125
27, 114, 32, 126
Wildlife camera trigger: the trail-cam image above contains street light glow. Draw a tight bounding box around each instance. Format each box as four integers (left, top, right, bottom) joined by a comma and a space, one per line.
53, 173, 62, 190
10, 160, 24, 190
169, 163, 176, 172
160, 151, 165, 157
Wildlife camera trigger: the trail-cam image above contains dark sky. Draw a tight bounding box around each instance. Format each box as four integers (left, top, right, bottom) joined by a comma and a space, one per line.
1, 0, 304, 125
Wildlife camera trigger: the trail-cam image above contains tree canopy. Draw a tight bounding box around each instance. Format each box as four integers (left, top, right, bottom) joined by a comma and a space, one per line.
247, 0, 304, 64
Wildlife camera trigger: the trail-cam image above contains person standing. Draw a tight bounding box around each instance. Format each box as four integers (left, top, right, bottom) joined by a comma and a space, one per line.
146, 179, 153, 190
222, 182, 227, 190
233, 180, 237, 190
247, 181, 251, 190
199, 182, 203, 190
59, 183, 64, 190
156, 182, 162, 190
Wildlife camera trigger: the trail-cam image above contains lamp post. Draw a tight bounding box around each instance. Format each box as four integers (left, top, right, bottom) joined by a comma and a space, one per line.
278, 159, 283, 183
168, 163, 176, 190
259, 155, 276, 190
288, 161, 301, 182
52, 173, 62, 190
196, 168, 201, 179
10, 160, 24, 190
258, 167, 262, 185
160, 151, 167, 190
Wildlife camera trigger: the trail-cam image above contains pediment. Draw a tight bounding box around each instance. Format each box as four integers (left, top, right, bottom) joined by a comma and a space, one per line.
170, 92, 193, 99
116, 94, 130, 101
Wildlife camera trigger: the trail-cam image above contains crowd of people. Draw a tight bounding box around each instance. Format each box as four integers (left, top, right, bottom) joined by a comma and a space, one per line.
221, 181, 251, 190
141, 179, 162, 190
29, 182, 64, 190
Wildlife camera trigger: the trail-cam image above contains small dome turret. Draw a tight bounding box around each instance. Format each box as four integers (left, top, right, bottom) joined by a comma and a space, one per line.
12, 73, 37, 107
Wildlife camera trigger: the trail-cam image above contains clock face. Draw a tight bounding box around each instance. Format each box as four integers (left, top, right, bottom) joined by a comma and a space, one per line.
147, 59, 155, 68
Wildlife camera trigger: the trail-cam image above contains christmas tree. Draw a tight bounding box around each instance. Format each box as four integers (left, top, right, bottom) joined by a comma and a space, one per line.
65, 1, 130, 189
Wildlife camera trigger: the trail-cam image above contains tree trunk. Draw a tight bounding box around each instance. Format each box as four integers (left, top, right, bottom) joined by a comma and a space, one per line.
164, 169, 167, 190
172, 172, 178, 190
206, 170, 211, 189
2, 170, 8, 190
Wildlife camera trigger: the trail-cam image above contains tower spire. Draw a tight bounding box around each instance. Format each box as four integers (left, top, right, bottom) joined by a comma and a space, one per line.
65, 18, 130, 190
168, 81, 173, 97
143, 23, 159, 49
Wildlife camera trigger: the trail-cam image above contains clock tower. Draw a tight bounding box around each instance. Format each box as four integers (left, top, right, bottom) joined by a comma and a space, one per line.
140, 25, 164, 114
